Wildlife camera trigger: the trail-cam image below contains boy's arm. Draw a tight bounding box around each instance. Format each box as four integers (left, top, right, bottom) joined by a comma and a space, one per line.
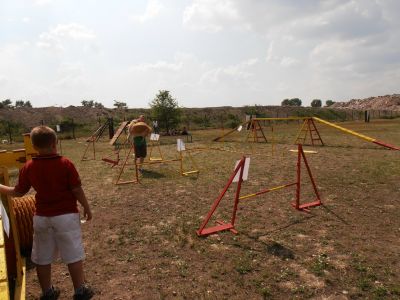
71, 186, 92, 221
0, 184, 26, 198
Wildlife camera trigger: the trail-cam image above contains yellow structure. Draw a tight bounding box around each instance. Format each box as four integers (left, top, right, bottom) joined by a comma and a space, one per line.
0, 133, 37, 299
0, 168, 26, 300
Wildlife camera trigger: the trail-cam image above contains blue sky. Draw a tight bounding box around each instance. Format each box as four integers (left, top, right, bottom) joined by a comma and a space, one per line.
1, 0, 399, 108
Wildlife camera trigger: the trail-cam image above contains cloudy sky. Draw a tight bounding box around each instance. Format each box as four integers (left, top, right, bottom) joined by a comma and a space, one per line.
1, 0, 399, 108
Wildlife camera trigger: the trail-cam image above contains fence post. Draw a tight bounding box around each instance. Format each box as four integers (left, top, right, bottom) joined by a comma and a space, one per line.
72, 118, 76, 139
8, 122, 12, 144
108, 117, 114, 139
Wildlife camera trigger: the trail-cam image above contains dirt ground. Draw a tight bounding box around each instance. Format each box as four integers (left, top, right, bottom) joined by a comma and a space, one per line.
6, 119, 400, 299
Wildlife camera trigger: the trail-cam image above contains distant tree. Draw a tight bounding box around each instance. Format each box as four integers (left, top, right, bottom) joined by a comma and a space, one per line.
149, 90, 181, 133
15, 100, 24, 107
290, 98, 302, 106
113, 100, 128, 109
0, 99, 13, 109
227, 113, 241, 128
15, 100, 32, 108
281, 98, 302, 106
325, 100, 335, 107
81, 100, 94, 107
24, 101, 32, 108
244, 104, 262, 116
311, 99, 322, 107
94, 102, 104, 108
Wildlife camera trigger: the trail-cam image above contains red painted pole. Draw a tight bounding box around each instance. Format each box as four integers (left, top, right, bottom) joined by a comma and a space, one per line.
295, 144, 302, 209
300, 146, 321, 201
231, 157, 245, 226
197, 157, 245, 233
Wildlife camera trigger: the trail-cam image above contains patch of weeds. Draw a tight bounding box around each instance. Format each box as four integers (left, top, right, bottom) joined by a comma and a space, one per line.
357, 276, 372, 292
125, 253, 135, 262
175, 234, 188, 248
291, 285, 306, 294
373, 286, 389, 298
211, 263, 227, 279
310, 253, 330, 276
234, 257, 253, 275
176, 260, 189, 278
160, 250, 174, 258
390, 285, 400, 296
276, 267, 294, 282
252, 279, 272, 299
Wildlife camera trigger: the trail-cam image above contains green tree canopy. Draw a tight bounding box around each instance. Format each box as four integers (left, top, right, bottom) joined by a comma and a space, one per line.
325, 100, 335, 107
281, 98, 302, 106
81, 100, 94, 107
149, 90, 181, 133
113, 100, 128, 109
15, 100, 32, 108
311, 99, 322, 107
0, 99, 13, 109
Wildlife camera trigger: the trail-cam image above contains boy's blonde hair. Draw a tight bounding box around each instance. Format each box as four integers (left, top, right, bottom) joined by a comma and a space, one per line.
30, 126, 57, 149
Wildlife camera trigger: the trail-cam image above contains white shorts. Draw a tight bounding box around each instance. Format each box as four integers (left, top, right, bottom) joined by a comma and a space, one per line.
31, 213, 85, 265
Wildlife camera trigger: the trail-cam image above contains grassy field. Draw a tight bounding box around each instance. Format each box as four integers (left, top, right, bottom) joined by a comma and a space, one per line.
4, 118, 400, 299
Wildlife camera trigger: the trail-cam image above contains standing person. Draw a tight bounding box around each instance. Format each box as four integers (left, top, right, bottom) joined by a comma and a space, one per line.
0, 126, 94, 300
128, 115, 152, 173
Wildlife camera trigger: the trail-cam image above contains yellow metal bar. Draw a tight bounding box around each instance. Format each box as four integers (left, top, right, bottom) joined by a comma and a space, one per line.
13, 259, 26, 300
182, 170, 199, 175
213, 121, 250, 142
137, 158, 181, 166
239, 184, 295, 200
312, 117, 375, 142
289, 150, 318, 154
253, 117, 310, 121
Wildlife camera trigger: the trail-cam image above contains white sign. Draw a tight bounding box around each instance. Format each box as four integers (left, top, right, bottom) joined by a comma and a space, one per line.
177, 139, 185, 151
0, 202, 10, 237
56, 125, 61, 132
237, 125, 243, 132
150, 133, 160, 141
233, 157, 250, 182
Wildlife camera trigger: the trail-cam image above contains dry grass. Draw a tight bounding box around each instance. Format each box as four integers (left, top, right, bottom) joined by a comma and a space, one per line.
5, 118, 399, 299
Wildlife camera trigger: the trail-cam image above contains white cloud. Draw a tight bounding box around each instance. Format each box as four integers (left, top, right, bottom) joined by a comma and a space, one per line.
280, 57, 299, 68
33, 0, 54, 6
131, 0, 164, 23
36, 23, 96, 51
130, 61, 183, 72
183, 0, 247, 32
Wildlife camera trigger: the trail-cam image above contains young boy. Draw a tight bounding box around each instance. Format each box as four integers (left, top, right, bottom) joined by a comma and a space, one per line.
0, 126, 94, 300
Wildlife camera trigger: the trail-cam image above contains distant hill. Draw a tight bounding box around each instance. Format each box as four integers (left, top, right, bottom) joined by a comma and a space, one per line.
331, 94, 400, 111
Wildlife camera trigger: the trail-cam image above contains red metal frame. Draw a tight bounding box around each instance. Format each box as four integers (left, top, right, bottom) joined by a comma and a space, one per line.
196, 157, 245, 236
372, 140, 400, 151
292, 144, 322, 211
196, 144, 322, 236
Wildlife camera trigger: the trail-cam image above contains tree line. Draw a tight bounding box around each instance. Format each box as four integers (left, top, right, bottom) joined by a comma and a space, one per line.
281, 98, 335, 107
0, 99, 32, 108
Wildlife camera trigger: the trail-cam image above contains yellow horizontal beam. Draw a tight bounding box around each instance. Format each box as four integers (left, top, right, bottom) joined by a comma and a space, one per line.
253, 117, 310, 121
312, 117, 375, 142
0, 150, 26, 169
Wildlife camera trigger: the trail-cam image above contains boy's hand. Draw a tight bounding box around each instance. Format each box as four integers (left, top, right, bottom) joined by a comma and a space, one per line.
83, 207, 92, 221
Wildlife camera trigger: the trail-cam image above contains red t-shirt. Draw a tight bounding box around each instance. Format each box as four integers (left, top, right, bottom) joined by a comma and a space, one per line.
15, 155, 81, 216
